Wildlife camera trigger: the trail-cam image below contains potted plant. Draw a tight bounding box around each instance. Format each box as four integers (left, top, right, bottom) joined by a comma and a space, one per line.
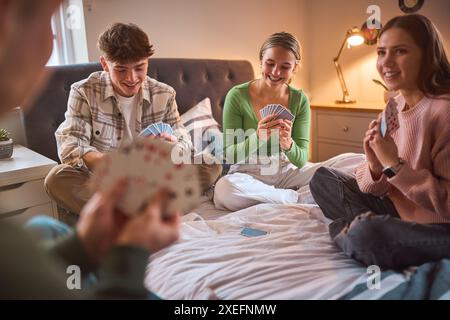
0, 128, 13, 159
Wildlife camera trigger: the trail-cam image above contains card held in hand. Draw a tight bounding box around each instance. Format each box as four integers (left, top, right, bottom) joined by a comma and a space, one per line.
139, 122, 174, 137
90, 138, 201, 217
381, 98, 400, 137
259, 104, 294, 122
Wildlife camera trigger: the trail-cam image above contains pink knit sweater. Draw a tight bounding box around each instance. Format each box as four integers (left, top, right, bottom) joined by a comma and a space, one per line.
356, 94, 450, 223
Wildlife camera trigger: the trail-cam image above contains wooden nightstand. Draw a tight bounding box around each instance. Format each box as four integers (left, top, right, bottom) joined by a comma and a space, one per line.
0, 145, 58, 224
310, 102, 384, 162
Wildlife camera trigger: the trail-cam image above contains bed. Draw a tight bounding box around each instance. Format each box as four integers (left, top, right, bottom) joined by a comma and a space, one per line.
27, 59, 449, 300
145, 153, 450, 300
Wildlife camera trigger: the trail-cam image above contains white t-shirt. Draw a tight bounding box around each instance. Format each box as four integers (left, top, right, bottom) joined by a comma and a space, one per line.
116, 93, 139, 143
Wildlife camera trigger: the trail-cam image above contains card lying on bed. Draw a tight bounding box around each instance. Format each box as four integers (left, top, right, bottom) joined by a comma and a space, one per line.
259, 104, 294, 122
89, 138, 201, 217
240, 227, 268, 237
139, 122, 174, 137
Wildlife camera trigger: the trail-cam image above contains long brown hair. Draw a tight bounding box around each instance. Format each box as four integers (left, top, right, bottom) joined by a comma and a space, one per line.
380, 14, 450, 96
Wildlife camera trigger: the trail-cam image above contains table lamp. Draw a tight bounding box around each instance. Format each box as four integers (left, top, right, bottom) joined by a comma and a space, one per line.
333, 27, 364, 104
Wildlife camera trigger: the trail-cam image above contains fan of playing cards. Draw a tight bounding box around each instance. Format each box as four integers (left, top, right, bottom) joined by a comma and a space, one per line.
259, 104, 294, 121
139, 122, 174, 137
90, 138, 201, 217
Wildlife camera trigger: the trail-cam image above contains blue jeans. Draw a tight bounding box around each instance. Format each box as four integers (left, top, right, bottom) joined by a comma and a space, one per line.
24, 215, 98, 288
25, 215, 74, 241
310, 167, 450, 270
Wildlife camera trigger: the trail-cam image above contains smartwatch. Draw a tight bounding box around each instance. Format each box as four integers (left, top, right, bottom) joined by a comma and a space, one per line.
382, 158, 404, 178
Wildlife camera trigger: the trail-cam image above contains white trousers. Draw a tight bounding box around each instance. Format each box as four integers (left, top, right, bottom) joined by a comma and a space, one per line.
213, 153, 365, 211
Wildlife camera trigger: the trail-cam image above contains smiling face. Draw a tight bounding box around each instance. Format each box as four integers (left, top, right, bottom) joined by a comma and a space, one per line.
100, 57, 148, 97
260, 46, 297, 88
376, 27, 423, 94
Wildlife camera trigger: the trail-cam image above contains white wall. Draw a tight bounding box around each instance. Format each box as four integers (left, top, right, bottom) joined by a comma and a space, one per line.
305, 0, 450, 104
83, 0, 450, 105
83, 0, 310, 93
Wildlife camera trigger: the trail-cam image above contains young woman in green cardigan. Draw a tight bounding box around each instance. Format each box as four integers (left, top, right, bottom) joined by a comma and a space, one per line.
214, 32, 313, 211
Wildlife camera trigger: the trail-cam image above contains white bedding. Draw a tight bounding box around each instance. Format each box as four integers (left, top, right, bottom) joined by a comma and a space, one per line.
144, 153, 405, 299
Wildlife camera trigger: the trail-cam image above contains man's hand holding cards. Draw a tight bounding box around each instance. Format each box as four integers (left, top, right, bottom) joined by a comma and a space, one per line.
140, 122, 177, 143
90, 138, 201, 217
140, 122, 174, 137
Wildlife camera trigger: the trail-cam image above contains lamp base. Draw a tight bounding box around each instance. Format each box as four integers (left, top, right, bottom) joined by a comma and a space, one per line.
335, 98, 356, 104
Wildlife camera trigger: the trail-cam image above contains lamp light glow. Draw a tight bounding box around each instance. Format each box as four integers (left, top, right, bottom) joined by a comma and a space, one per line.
347, 34, 364, 46
333, 27, 365, 104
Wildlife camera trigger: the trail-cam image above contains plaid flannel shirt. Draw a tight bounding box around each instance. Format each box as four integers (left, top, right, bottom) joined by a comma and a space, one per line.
55, 71, 192, 170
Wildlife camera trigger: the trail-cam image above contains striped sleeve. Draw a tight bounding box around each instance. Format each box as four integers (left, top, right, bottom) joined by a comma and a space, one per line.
164, 94, 193, 151
55, 86, 97, 169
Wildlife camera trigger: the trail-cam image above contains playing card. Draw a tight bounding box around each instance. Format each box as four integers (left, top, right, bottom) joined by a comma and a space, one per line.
381, 98, 400, 137
147, 124, 158, 135
156, 122, 163, 134
259, 104, 276, 119
90, 138, 201, 217
269, 104, 277, 116
276, 108, 295, 121
259, 104, 294, 122
139, 127, 152, 137
273, 104, 284, 116
240, 227, 268, 237
380, 116, 387, 137
139, 122, 173, 137
259, 105, 268, 119
158, 123, 173, 135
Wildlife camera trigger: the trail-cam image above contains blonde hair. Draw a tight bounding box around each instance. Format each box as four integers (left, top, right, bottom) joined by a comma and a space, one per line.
259, 32, 301, 63
259, 32, 301, 84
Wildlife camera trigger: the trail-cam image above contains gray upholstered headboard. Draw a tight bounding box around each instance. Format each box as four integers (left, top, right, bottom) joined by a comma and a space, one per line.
24, 58, 254, 162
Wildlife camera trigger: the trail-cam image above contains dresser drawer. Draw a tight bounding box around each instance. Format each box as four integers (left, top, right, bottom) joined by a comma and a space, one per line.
0, 179, 50, 214
316, 112, 375, 143
0, 202, 55, 225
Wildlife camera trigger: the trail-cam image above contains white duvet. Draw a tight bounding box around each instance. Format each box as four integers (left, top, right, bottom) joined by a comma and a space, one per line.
144, 153, 400, 299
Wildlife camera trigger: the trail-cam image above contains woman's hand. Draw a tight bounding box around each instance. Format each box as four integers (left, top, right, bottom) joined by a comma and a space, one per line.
363, 120, 383, 178
257, 114, 278, 141
279, 119, 293, 151
368, 122, 400, 168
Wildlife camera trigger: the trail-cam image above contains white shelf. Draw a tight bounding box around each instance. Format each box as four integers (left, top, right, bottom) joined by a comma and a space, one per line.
0, 145, 58, 220
0, 145, 57, 187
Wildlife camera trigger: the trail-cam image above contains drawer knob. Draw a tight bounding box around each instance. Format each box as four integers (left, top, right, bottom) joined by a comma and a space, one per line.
343, 126, 349, 132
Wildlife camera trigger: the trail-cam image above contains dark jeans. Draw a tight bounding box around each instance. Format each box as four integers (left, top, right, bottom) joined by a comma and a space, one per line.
310, 167, 450, 270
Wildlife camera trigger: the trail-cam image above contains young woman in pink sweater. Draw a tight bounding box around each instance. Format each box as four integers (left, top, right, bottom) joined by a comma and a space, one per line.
310, 14, 450, 270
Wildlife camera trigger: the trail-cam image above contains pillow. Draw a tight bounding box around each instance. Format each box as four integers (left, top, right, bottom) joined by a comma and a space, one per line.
180, 98, 223, 158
